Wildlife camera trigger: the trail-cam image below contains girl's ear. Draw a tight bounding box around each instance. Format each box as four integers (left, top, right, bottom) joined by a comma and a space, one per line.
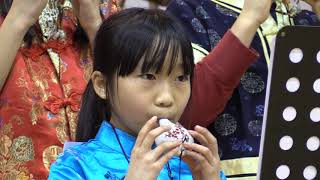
91, 71, 107, 100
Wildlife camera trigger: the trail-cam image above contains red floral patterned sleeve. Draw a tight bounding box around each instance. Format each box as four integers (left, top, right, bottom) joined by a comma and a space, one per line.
0, 1, 120, 179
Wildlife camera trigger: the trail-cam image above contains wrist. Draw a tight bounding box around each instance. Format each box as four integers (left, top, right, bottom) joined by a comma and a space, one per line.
230, 13, 261, 47
81, 16, 102, 30
6, 9, 36, 32
81, 18, 102, 46
237, 13, 261, 30
4, 12, 33, 36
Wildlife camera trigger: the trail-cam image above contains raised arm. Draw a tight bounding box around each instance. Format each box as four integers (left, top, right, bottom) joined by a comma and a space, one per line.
180, 0, 272, 128
231, 0, 272, 47
304, 0, 320, 17
71, 0, 103, 47
0, 0, 47, 90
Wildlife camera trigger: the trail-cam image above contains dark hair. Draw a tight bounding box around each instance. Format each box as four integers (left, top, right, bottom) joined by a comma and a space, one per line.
76, 8, 194, 141
0, 0, 11, 17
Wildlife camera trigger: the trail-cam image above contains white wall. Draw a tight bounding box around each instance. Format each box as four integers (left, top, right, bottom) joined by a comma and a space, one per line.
122, 0, 167, 10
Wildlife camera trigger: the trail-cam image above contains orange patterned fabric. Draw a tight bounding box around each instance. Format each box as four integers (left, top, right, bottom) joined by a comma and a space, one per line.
0, 1, 120, 179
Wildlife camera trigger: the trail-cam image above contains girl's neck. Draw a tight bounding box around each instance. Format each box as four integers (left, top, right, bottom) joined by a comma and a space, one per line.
110, 116, 138, 137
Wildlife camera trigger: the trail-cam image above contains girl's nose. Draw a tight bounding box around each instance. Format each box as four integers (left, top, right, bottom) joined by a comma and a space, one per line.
154, 84, 174, 108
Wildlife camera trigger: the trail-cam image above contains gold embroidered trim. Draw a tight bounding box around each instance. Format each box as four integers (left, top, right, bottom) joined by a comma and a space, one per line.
221, 157, 259, 176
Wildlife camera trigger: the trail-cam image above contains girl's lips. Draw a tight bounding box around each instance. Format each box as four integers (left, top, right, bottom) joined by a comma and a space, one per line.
157, 117, 175, 122
158, 118, 175, 127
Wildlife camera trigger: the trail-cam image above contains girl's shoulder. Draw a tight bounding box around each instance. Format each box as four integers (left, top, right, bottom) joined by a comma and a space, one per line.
48, 143, 90, 179
52, 140, 124, 168
49, 140, 128, 179
52, 141, 97, 169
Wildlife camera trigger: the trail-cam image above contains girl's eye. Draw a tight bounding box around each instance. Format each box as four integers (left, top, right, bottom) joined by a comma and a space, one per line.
140, 74, 156, 80
176, 75, 189, 82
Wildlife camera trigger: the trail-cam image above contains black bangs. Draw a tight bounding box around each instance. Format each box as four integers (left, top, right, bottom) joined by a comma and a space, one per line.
93, 8, 194, 80
141, 34, 193, 76
0, 0, 11, 16
117, 9, 194, 77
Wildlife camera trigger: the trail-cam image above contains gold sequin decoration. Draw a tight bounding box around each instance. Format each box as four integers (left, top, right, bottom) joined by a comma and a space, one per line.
0, 135, 12, 157
56, 112, 70, 144
66, 107, 78, 141
11, 136, 35, 162
0, 124, 35, 179
42, 145, 63, 171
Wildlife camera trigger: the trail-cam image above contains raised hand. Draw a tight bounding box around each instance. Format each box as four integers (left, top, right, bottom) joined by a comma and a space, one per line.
305, 0, 320, 16
315, 1, 320, 16
230, 0, 272, 47
125, 116, 182, 180
72, 0, 102, 45
9, 0, 48, 28
0, 0, 48, 89
241, 0, 272, 26
182, 126, 221, 180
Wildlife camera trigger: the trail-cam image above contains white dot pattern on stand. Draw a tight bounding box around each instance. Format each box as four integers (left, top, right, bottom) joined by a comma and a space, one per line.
259, 28, 320, 180
276, 165, 290, 179
306, 136, 320, 151
310, 107, 320, 122
289, 48, 303, 63
303, 166, 317, 180
313, 79, 320, 93
286, 77, 300, 92
282, 107, 297, 122
279, 136, 293, 151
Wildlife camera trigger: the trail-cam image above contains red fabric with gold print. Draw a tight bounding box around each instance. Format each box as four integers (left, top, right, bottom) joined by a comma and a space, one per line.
0, 1, 120, 179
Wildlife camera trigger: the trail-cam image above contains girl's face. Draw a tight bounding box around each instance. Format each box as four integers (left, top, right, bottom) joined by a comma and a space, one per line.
109, 51, 191, 136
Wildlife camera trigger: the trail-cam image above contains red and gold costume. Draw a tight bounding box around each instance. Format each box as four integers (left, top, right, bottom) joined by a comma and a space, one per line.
0, 0, 119, 179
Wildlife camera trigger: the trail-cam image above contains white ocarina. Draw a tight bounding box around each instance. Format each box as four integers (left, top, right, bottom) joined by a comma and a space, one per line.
155, 119, 194, 155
